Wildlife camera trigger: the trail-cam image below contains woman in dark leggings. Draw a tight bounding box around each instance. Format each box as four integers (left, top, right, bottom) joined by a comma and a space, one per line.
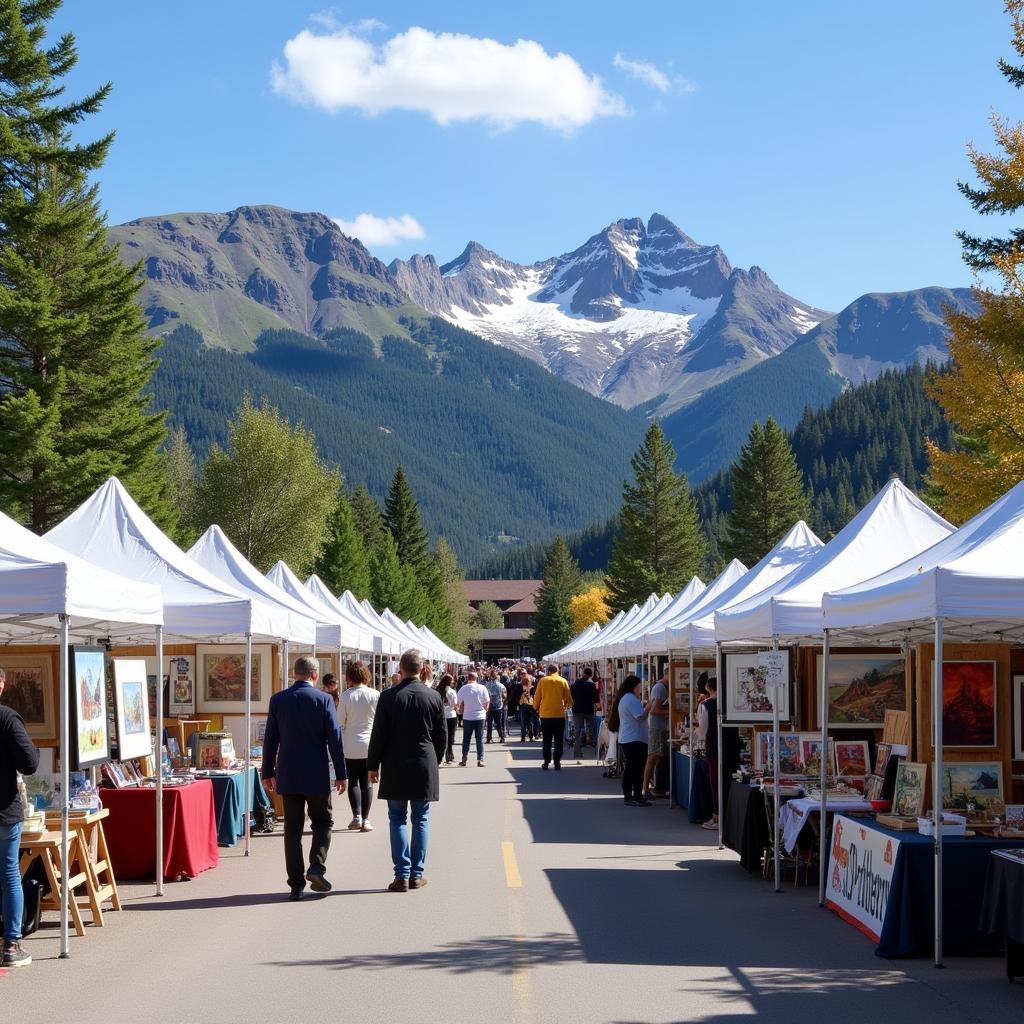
436, 673, 458, 764
607, 675, 651, 806
339, 660, 380, 831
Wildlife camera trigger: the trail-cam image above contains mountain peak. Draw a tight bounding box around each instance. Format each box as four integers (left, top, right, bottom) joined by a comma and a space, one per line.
646, 212, 699, 248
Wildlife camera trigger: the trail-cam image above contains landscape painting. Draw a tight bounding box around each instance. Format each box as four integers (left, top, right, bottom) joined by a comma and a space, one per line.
113, 659, 152, 761
0, 655, 55, 743
835, 740, 870, 777
942, 762, 1004, 811
818, 654, 906, 728
942, 661, 997, 747
204, 652, 260, 702
70, 646, 108, 769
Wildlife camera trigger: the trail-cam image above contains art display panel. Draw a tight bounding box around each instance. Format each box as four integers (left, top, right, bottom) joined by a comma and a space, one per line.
167, 655, 196, 716
724, 651, 790, 723
113, 658, 153, 761
816, 653, 906, 729
941, 661, 997, 748
197, 645, 272, 714
70, 646, 109, 769
0, 654, 55, 743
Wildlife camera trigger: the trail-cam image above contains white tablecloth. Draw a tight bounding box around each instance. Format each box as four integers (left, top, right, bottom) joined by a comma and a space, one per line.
779, 796, 874, 853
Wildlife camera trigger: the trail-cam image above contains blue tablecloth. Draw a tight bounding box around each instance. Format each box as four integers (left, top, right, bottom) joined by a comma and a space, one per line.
863, 823, 1024, 958
672, 752, 714, 823
202, 767, 271, 847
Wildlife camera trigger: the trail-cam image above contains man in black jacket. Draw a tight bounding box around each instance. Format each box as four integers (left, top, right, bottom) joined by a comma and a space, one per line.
367, 649, 446, 893
1, 667, 40, 967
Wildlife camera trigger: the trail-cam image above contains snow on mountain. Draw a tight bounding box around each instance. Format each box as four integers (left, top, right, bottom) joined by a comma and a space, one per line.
390, 213, 828, 412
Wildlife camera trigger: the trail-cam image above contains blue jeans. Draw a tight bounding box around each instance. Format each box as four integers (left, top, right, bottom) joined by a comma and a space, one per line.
0, 820, 24, 942
462, 719, 484, 761
387, 800, 429, 880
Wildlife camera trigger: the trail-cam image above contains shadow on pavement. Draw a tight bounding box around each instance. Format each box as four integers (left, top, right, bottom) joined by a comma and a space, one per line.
128, 889, 381, 911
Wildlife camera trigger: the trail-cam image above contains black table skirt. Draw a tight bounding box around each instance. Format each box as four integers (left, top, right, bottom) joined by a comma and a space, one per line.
980, 851, 1024, 947
722, 781, 769, 873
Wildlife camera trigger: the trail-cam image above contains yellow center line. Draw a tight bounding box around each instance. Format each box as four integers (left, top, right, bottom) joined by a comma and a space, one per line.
502, 840, 522, 888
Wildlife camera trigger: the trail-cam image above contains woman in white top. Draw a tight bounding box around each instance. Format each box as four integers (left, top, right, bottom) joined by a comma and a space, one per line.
339, 660, 380, 832
607, 675, 651, 807
435, 672, 459, 765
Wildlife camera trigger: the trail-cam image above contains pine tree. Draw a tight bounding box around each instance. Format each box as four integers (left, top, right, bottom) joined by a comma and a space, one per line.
927, 1, 1024, 519
0, 0, 171, 532
383, 466, 430, 570
532, 537, 583, 658
312, 489, 371, 599
351, 483, 386, 552
369, 531, 429, 623
722, 418, 810, 565
605, 422, 706, 611
435, 537, 471, 650
164, 428, 198, 548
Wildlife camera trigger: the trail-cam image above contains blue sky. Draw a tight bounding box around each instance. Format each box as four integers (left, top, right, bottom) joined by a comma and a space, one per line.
51, 1, 1017, 311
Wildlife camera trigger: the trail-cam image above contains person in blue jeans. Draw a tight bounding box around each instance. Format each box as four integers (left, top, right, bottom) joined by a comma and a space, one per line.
455, 672, 490, 767
367, 650, 447, 892
1, 667, 40, 967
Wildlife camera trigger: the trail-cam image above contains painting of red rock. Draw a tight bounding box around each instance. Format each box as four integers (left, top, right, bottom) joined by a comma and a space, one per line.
942, 661, 997, 747
819, 654, 906, 728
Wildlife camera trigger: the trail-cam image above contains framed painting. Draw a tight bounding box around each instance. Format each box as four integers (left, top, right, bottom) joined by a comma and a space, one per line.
941, 661, 997, 748
800, 736, 836, 777
892, 761, 927, 817
113, 658, 152, 761
835, 739, 870, 777
70, 646, 109, 769
197, 645, 272, 714
23, 748, 57, 810
817, 653, 906, 729
288, 651, 338, 684
941, 761, 1003, 811
756, 731, 801, 773
0, 654, 56, 743
724, 651, 790, 723
1013, 674, 1024, 760
166, 655, 196, 717
873, 742, 893, 777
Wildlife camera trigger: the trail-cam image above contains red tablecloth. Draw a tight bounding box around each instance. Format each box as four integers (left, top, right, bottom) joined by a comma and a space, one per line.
100, 780, 219, 880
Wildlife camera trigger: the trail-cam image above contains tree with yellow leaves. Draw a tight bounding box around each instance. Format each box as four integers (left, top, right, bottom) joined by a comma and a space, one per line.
928, 1, 1024, 521
568, 585, 611, 634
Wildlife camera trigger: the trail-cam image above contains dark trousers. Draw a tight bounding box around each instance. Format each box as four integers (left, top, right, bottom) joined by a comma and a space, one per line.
621, 741, 648, 802
519, 706, 537, 740
486, 706, 506, 742
282, 792, 333, 890
345, 758, 373, 820
445, 718, 457, 762
541, 717, 566, 767
706, 756, 720, 815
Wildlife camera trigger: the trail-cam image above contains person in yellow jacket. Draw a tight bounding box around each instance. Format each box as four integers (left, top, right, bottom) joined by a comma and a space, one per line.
533, 664, 572, 770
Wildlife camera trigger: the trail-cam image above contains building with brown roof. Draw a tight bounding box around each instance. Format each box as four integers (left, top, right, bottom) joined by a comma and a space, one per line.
464, 579, 542, 660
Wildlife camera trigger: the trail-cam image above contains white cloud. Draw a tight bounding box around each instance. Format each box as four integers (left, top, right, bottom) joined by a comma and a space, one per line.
271, 26, 626, 131
332, 213, 426, 247
613, 53, 696, 95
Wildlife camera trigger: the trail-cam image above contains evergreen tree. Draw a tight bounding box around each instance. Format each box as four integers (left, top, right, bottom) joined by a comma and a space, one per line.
164, 428, 198, 548
312, 489, 371, 599
369, 532, 429, 623
722, 418, 810, 565
192, 396, 340, 572
605, 422, 706, 611
532, 537, 583, 658
351, 482, 386, 552
0, 0, 170, 532
383, 466, 430, 569
435, 537, 471, 652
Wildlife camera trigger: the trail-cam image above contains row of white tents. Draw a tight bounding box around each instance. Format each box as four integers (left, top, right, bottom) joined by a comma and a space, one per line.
546, 475, 1024, 966
0, 476, 467, 959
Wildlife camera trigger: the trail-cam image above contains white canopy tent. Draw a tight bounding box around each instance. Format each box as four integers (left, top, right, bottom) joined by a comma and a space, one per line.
336, 590, 402, 655
547, 622, 602, 663
416, 623, 469, 666
661, 560, 749, 652
0, 507, 163, 958
548, 612, 625, 663
609, 592, 679, 659
304, 574, 381, 654
591, 595, 666, 661
617, 575, 709, 657
46, 477, 293, 874
265, 561, 363, 652
712, 479, 954, 895
822, 478, 1024, 966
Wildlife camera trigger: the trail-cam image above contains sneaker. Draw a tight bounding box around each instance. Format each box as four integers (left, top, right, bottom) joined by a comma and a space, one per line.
287, 888, 304, 902
306, 870, 332, 893
554, 764, 561, 770
635, 799, 653, 807
701, 819, 719, 831
576, 760, 583, 765
458, 760, 467, 767
2, 941, 31, 967
347, 817, 362, 830
360, 820, 373, 832
388, 877, 409, 893
477, 760, 485, 767
541, 763, 549, 770
623, 799, 639, 806
409, 877, 428, 890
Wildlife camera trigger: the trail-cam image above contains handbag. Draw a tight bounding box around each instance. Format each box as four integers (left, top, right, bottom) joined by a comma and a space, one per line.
0, 876, 43, 937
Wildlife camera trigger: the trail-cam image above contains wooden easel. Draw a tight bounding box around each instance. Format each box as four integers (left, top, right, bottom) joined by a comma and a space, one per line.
19, 831, 89, 937
44, 807, 121, 925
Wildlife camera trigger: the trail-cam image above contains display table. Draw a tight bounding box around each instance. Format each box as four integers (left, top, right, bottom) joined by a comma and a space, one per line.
780, 796, 873, 853
671, 752, 714, 823
980, 849, 1024, 981
199, 767, 271, 847
722, 781, 769, 873
100, 780, 219, 880
828, 818, 1024, 957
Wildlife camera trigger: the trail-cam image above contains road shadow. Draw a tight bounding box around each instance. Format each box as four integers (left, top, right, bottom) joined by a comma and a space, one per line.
265, 931, 584, 974
127, 889, 381, 911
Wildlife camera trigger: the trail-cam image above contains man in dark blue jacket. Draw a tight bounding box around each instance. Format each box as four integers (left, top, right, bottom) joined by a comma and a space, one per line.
1, 666, 40, 967
262, 656, 346, 900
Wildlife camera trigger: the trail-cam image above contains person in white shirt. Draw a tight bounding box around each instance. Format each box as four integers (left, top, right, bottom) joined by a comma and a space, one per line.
339, 660, 381, 832
456, 672, 490, 767
436, 673, 459, 765
608, 675, 651, 806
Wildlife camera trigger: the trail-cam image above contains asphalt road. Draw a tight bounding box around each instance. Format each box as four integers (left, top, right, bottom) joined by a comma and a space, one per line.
3, 733, 1019, 1023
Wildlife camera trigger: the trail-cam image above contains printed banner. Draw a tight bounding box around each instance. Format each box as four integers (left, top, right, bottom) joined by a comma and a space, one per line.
825, 814, 900, 943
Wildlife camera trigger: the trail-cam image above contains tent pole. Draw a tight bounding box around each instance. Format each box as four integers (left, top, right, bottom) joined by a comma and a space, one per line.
58, 614, 70, 958
933, 617, 944, 968
772, 634, 781, 894
666, 648, 674, 808
687, 647, 695, 813
244, 632, 253, 856
818, 629, 830, 906
155, 624, 165, 897
715, 642, 724, 850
